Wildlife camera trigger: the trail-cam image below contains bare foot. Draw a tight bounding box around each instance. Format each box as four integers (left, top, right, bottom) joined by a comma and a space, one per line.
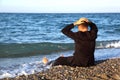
42, 57, 49, 64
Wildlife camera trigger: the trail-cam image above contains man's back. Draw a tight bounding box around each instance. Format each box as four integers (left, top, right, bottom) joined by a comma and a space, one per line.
61, 22, 98, 66
53, 18, 98, 67
74, 31, 96, 57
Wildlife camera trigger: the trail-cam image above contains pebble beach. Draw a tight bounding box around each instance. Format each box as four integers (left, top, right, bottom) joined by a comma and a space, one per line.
1, 58, 120, 80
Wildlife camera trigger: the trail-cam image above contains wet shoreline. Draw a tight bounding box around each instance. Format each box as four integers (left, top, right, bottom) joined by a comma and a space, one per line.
1, 58, 120, 80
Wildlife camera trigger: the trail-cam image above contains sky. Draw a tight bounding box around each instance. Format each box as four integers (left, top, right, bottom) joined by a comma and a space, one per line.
0, 0, 120, 13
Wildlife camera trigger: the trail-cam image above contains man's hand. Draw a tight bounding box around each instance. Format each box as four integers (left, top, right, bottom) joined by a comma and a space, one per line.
73, 17, 89, 26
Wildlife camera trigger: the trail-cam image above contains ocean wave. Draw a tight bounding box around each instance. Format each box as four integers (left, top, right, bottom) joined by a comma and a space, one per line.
0, 40, 120, 58
105, 41, 120, 48
0, 42, 74, 58
0, 61, 51, 79
96, 40, 120, 48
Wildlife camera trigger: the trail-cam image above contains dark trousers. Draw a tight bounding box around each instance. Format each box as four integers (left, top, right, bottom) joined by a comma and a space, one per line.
52, 56, 94, 67
52, 56, 73, 66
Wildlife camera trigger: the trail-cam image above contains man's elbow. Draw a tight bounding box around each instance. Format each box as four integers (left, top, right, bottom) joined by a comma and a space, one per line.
61, 28, 66, 34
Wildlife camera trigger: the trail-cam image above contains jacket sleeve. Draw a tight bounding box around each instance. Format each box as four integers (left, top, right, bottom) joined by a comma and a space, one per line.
87, 22, 98, 40
61, 24, 76, 39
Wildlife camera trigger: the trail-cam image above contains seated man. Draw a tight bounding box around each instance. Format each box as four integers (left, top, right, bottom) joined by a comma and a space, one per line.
43, 18, 98, 67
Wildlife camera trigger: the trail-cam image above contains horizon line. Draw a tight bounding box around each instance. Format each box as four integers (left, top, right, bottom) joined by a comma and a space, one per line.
0, 12, 120, 14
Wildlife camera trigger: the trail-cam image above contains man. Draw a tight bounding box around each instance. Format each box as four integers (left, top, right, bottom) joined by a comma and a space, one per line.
43, 18, 98, 67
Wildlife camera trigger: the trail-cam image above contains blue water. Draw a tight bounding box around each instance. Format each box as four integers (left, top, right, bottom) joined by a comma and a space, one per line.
0, 13, 120, 79
0, 13, 120, 43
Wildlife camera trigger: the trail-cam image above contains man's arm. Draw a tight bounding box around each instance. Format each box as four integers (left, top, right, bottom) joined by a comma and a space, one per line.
61, 24, 76, 39
87, 22, 98, 40
89, 22, 98, 32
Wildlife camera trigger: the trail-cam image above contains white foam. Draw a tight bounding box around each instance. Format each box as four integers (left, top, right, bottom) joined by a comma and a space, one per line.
0, 61, 51, 79
106, 41, 120, 48
0, 72, 13, 79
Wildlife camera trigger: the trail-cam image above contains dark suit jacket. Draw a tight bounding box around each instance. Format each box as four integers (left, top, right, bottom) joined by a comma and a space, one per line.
61, 22, 98, 66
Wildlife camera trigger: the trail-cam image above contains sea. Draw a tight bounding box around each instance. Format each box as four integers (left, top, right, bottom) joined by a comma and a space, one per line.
0, 13, 120, 79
